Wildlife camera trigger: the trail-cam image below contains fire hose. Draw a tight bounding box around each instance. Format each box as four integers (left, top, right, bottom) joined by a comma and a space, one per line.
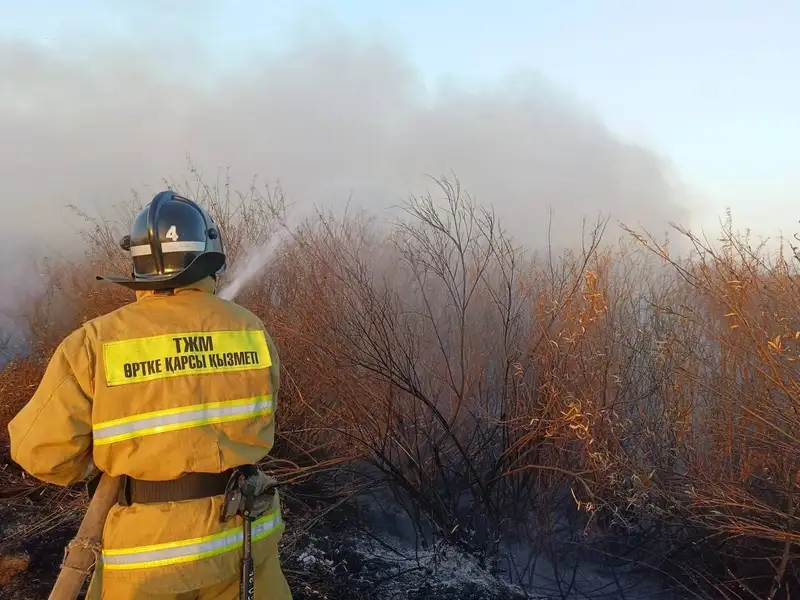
48, 474, 120, 600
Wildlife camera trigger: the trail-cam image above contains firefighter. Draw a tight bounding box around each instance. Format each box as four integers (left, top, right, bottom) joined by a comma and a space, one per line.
8, 191, 293, 599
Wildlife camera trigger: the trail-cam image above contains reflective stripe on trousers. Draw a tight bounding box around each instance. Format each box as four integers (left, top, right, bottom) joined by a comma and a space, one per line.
92, 395, 274, 445
102, 510, 283, 570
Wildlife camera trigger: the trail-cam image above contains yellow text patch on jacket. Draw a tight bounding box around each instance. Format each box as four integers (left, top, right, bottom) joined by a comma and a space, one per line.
103, 329, 271, 386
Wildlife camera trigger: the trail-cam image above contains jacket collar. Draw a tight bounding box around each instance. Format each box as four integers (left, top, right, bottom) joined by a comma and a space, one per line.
135, 276, 217, 302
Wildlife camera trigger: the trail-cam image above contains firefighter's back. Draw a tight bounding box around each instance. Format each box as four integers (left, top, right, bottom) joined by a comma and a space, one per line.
83, 280, 286, 597
87, 282, 279, 479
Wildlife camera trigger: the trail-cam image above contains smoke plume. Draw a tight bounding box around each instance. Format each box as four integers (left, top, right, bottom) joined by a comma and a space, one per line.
0, 28, 693, 313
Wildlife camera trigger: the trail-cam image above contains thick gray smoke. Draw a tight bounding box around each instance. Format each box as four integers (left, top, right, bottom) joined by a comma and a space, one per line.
0, 32, 693, 316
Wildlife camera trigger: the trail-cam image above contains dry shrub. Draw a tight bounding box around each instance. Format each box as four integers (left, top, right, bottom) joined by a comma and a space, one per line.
611, 218, 800, 599
3, 171, 800, 599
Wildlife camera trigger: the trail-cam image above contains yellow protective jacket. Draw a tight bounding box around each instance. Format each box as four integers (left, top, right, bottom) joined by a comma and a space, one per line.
8, 277, 285, 595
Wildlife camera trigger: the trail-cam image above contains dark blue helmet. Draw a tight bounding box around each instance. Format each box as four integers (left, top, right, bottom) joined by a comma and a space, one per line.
97, 191, 226, 291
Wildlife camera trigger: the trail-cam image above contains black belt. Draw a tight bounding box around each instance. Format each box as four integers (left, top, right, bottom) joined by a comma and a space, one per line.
118, 468, 237, 506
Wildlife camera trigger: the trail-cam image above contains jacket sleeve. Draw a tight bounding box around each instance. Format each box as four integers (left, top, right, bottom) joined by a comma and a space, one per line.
8, 326, 96, 486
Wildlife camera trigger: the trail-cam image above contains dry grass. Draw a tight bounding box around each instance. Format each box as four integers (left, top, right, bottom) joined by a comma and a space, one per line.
2, 171, 800, 599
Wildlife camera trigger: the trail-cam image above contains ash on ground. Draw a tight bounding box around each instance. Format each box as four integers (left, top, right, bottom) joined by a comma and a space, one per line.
282, 527, 532, 600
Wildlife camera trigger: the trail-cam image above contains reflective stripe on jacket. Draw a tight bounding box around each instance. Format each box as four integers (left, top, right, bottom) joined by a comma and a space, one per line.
8, 277, 285, 594
102, 509, 282, 570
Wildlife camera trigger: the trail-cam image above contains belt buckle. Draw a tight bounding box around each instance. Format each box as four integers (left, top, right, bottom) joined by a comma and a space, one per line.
219, 469, 247, 522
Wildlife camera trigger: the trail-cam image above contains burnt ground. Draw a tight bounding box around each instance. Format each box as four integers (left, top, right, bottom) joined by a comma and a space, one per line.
0, 464, 532, 600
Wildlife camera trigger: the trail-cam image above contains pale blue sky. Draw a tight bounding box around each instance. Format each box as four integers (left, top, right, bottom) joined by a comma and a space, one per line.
2, 0, 799, 234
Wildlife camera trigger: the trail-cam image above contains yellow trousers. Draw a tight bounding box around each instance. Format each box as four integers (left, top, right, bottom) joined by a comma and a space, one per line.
85, 552, 293, 600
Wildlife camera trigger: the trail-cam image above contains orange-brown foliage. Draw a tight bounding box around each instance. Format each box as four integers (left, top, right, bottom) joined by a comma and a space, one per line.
2, 176, 799, 598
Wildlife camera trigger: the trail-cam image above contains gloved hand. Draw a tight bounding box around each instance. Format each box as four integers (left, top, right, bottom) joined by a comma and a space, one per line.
241, 470, 280, 518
